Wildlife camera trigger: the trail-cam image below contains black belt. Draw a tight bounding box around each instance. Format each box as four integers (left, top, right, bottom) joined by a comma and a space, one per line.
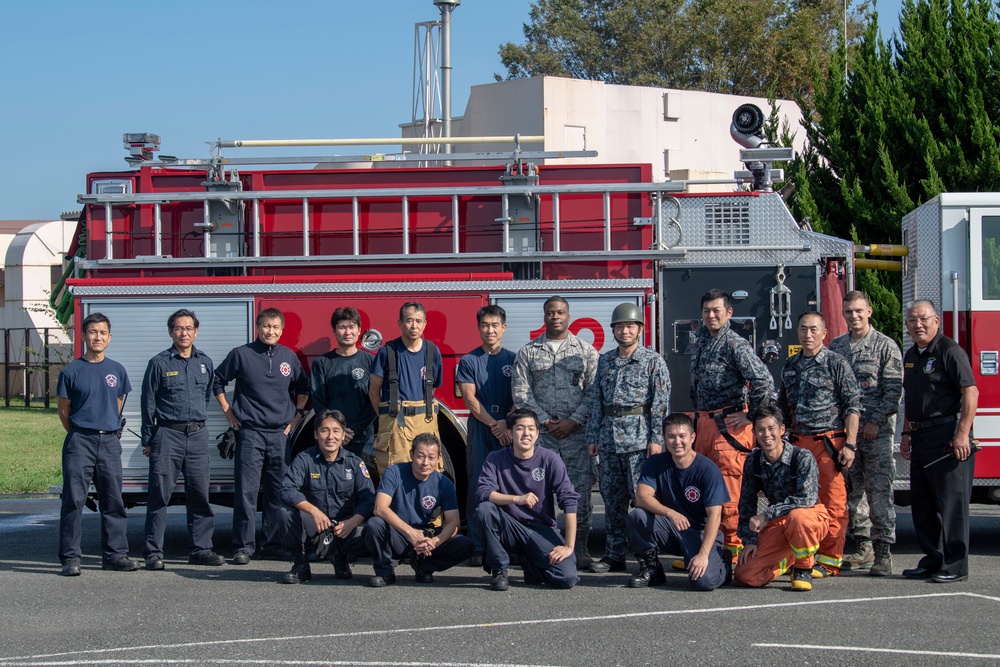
909, 414, 958, 431
379, 403, 438, 417
72, 426, 116, 435
602, 404, 652, 417
158, 420, 205, 434
791, 430, 847, 472
699, 403, 748, 419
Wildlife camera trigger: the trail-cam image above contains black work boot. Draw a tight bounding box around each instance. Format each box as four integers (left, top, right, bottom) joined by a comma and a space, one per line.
628, 550, 666, 588
282, 548, 312, 584
332, 554, 353, 580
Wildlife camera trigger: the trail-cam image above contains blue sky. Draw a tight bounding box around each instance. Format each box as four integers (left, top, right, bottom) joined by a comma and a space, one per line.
0, 0, 902, 221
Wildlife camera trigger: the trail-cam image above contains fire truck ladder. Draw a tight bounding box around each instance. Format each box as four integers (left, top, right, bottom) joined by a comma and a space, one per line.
77, 173, 706, 270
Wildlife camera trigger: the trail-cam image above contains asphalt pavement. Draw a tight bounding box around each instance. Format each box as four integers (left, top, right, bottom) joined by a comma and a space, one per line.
1, 495, 999, 667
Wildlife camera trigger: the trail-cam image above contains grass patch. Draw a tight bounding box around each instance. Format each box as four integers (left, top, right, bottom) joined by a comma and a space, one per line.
0, 405, 64, 494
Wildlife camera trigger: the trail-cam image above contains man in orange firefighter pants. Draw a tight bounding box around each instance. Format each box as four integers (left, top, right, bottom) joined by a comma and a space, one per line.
689, 289, 774, 558
735, 403, 833, 591
777, 312, 862, 576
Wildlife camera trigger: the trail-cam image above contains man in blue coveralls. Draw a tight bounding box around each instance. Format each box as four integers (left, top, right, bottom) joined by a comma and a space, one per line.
364, 433, 474, 587
281, 409, 375, 584
214, 307, 310, 565
456, 304, 515, 566
141, 308, 226, 570
57, 312, 137, 576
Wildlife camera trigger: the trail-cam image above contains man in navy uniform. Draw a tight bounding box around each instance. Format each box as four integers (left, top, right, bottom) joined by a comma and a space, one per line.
626, 413, 730, 591
311, 306, 377, 460
280, 409, 375, 584
57, 312, 137, 575
456, 304, 516, 565
214, 307, 310, 565
140, 308, 225, 570
365, 433, 474, 586
475, 408, 581, 591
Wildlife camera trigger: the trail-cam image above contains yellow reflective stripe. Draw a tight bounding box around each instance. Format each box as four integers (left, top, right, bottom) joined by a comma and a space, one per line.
815, 553, 843, 567
790, 543, 820, 559
776, 558, 789, 576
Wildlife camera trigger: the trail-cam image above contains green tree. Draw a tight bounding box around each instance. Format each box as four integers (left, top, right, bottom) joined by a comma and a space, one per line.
499, 0, 867, 101
788, 0, 1000, 341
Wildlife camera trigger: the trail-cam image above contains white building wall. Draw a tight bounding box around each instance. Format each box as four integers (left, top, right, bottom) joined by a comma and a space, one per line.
452, 76, 804, 184
2, 220, 75, 342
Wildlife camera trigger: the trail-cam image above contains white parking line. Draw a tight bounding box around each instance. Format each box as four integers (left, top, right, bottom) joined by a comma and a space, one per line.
0, 592, 995, 664
0, 661, 561, 667
754, 643, 1000, 660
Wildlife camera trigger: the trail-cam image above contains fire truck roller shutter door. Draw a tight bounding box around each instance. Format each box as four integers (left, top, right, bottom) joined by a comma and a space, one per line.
79, 298, 255, 508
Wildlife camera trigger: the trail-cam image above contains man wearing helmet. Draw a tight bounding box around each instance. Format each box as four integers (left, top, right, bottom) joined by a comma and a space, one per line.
586, 302, 671, 573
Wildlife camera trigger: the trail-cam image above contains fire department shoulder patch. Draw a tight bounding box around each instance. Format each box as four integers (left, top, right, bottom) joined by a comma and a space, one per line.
359, 462, 370, 479
279, 362, 291, 377
421, 495, 436, 510
684, 486, 701, 503
105, 374, 118, 388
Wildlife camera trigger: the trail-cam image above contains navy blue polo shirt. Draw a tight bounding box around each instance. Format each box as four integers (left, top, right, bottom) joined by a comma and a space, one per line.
376, 462, 457, 529
637, 452, 729, 531
57, 357, 131, 431
140, 346, 215, 445
456, 346, 516, 447
281, 446, 376, 521
371, 338, 442, 402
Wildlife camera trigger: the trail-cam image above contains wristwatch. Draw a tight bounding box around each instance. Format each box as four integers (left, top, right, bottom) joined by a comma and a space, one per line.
843, 442, 857, 452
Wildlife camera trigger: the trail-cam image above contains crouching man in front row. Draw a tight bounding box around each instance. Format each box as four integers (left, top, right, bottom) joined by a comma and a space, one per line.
365, 433, 474, 587
734, 403, 833, 592
626, 413, 731, 591
280, 410, 375, 584
475, 408, 580, 591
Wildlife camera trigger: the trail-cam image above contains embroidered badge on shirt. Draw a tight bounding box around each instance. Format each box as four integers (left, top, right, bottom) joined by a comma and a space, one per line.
923, 358, 936, 374
310, 473, 321, 479
531, 467, 545, 481
345, 468, 353, 480
421, 495, 436, 510
359, 462, 371, 479
502, 364, 513, 377
351, 368, 365, 380
684, 486, 701, 502
165, 371, 179, 377
105, 374, 118, 388
279, 362, 291, 377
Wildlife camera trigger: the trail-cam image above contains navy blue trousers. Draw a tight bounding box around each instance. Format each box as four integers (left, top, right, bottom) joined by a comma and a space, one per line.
364, 516, 474, 578
143, 426, 215, 558
627, 507, 727, 591
59, 430, 129, 563
232, 427, 289, 554
475, 501, 579, 589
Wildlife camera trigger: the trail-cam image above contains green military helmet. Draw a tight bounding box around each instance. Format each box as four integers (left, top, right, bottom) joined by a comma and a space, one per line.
611, 302, 644, 326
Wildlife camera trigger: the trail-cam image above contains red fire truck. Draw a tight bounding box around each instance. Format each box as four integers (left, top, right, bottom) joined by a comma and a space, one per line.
65, 111, 858, 509
902, 195, 1000, 503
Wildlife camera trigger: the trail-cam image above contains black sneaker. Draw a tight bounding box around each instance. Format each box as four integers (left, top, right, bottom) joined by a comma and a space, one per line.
231, 551, 251, 565
591, 557, 626, 573
61, 559, 81, 577
490, 570, 509, 591
368, 573, 397, 587
189, 551, 226, 566
144, 555, 165, 571
102, 556, 139, 572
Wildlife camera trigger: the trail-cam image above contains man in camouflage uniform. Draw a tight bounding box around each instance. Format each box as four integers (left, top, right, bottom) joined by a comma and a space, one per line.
778, 311, 862, 576
689, 288, 774, 558
513, 296, 600, 570
586, 302, 670, 573
830, 291, 903, 576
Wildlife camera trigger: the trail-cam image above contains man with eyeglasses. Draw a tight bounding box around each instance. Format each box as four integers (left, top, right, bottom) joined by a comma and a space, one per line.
140, 309, 225, 570
215, 308, 310, 565
900, 300, 978, 583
